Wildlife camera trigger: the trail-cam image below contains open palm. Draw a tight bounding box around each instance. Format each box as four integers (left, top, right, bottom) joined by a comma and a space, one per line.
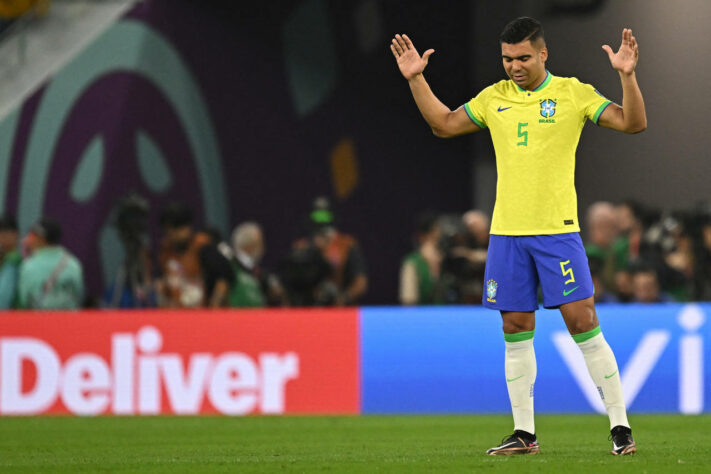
602, 28, 639, 75
390, 34, 435, 81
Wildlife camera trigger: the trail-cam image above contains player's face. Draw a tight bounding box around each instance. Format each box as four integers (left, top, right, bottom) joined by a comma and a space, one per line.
501, 40, 548, 90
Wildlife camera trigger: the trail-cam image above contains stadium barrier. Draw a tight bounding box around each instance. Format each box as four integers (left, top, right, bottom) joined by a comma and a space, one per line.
0, 304, 708, 415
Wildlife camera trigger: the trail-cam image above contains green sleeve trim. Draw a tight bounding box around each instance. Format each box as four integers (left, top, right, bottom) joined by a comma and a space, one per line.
592, 100, 612, 125
504, 330, 535, 343
572, 326, 602, 343
463, 103, 487, 129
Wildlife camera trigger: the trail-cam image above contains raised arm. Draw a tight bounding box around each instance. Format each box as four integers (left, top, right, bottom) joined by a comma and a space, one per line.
390, 34, 479, 138
597, 28, 647, 134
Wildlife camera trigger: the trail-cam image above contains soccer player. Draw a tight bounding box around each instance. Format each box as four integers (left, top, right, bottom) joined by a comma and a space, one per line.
390, 17, 646, 456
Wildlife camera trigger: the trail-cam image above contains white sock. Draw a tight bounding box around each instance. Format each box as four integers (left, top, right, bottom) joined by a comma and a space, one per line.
575, 327, 630, 429
504, 331, 536, 435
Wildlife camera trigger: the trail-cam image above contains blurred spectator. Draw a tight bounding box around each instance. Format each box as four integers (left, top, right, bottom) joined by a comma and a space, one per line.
400, 212, 443, 305
614, 269, 634, 303
0, 215, 21, 308
157, 203, 233, 308
611, 200, 644, 271
17, 217, 84, 310
589, 256, 618, 303
584, 201, 619, 291
104, 194, 156, 308
279, 238, 332, 306
662, 215, 695, 301
282, 197, 367, 306
455, 210, 489, 303
631, 264, 671, 303
205, 226, 234, 261
229, 222, 287, 307
637, 212, 691, 301
694, 213, 711, 299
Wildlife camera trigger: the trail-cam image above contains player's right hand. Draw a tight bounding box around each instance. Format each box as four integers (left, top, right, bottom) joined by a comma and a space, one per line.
390, 34, 435, 81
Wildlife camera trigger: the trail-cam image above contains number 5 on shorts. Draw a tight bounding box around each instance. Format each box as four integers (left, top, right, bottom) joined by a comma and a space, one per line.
560, 260, 575, 285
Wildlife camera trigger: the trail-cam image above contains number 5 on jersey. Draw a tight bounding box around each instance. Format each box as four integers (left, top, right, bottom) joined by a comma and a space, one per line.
517, 122, 528, 146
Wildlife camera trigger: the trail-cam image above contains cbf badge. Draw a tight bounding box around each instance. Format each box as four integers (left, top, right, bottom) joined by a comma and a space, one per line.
486, 279, 498, 303
540, 98, 556, 118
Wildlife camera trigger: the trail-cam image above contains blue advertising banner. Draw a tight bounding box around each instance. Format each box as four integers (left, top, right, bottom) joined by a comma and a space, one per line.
361, 304, 711, 414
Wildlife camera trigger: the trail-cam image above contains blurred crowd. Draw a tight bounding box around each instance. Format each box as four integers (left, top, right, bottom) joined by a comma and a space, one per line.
399, 200, 711, 306
3, 196, 711, 311
0, 195, 368, 310
583, 200, 711, 303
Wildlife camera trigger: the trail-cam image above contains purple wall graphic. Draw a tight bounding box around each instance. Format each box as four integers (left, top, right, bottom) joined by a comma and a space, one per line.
0, 0, 474, 304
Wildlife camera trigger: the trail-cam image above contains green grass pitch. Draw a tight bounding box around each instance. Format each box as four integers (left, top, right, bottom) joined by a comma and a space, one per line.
0, 415, 709, 472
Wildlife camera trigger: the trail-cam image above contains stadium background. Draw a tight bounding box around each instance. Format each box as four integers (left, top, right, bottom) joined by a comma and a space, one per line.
2, 0, 709, 305
0, 0, 709, 416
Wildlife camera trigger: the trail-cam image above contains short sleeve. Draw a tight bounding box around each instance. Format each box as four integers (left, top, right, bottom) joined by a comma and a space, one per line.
573, 78, 613, 125
463, 87, 490, 129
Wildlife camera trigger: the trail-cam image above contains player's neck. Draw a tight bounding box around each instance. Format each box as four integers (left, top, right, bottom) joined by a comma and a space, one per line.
524, 70, 549, 91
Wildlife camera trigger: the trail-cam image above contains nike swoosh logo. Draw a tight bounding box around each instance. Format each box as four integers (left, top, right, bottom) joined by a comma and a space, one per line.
604, 370, 618, 379
506, 375, 524, 382
563, 286, 580, 296
497, 106, 512, 112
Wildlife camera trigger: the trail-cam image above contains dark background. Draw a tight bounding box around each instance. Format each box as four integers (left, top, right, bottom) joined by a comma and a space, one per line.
3, 0, 710, 304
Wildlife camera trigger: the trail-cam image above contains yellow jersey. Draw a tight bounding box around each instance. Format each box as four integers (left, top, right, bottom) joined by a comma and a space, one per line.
464, 72, 611, 235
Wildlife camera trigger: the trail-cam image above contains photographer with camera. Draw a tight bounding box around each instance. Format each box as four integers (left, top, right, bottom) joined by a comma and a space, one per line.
157, 202, 233, 308
105, 194, 156, 308
281, 197, 367, 306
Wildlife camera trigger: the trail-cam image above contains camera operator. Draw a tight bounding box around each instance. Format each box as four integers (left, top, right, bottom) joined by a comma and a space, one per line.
157, 202, 233, 308
281, 197, 367, 306
105, 194, 156, 308
438, 211, 490, 304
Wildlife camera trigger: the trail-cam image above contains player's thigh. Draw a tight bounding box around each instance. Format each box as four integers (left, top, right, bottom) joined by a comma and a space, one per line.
483, 235, 539, 312
527, 233, 594, 309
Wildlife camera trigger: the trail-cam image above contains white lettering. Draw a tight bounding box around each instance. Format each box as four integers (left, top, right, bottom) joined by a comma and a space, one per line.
160, 354, 211, 414
137, 327, 162, 414
259, 353, 299, 414
0, 339, 60, 414
61, 354, 111, 415
112, 334, 135, 415
679, 304, 705, 414
208, 353, 258, 415
0, 327, 300, 416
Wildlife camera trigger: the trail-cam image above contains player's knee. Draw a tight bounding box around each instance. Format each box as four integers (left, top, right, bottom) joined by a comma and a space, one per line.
502, 319, 534, 334
562, 298, 598, 335
567, 310, 598, 335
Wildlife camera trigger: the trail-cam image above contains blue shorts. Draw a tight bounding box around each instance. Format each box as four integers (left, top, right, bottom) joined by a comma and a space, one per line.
483, 233, 594, 312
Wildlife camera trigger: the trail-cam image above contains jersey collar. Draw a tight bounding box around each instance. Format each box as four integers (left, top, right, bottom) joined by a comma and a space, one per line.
515, 70, 552, 93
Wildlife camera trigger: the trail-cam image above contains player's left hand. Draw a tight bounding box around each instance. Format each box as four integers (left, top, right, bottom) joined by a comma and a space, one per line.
602, 28, 639, 75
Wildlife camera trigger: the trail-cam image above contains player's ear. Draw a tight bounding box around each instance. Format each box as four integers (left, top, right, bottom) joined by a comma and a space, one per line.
539, 47, 548, 63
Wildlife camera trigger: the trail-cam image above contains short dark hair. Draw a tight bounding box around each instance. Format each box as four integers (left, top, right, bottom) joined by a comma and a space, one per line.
31, 217, 62, 245
159, 202, 194, 229
500, 17, 544, 45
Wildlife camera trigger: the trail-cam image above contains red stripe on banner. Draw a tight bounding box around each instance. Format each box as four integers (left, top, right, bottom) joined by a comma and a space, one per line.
0, 309, 360, 416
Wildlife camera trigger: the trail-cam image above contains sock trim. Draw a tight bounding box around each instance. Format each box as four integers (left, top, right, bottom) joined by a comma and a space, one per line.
504, 330, 535, 343
572, 326, 602, 343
